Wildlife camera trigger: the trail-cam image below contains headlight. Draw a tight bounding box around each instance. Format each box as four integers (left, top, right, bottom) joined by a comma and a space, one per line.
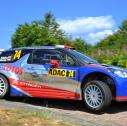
110, 68, 127, 78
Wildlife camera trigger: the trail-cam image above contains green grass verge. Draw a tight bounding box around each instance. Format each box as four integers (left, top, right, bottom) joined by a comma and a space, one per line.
0, 108, 79, 126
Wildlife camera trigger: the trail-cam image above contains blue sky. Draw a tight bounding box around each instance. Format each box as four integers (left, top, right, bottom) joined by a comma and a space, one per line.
0, 0, 127, 49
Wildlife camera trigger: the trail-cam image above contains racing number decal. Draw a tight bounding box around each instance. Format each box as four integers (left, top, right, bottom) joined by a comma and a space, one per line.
48, 68, 75, 78
13, 50, 22, 60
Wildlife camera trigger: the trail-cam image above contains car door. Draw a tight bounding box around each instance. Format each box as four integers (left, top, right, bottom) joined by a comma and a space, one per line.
23, 49, 80, 99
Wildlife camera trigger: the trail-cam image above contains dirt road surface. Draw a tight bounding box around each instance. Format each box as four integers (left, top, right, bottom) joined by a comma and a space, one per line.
0, 98, 127, 126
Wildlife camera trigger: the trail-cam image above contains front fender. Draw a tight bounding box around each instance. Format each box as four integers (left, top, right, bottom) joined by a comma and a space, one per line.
79, 66, 116, 82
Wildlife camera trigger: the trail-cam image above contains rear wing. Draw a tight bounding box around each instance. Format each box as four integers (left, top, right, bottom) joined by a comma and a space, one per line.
55, 45, 75, 50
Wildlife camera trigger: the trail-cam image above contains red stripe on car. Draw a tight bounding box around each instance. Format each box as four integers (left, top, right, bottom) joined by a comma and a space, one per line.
85, 64, 107, 70
9, 78, 80, 99
115, 96, 127, 101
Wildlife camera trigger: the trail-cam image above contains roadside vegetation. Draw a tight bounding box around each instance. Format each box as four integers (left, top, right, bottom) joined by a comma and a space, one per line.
0, 108, 78, 126
11, 12, 127, 68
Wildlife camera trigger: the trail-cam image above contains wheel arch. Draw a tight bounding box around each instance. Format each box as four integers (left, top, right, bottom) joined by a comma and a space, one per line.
0, 73, 10, 83
0, 72, 10, 89
81, 72, 116, 98
0, 72, 11, 97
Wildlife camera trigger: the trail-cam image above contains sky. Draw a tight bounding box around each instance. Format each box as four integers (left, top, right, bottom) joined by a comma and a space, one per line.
0, 0, 127, 49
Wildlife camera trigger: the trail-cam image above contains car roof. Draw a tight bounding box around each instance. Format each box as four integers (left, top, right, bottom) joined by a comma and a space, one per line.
5, 45, 75, 52
6, 46, 60, 51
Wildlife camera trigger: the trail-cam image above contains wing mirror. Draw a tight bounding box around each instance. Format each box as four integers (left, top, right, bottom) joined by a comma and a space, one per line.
50, 60, 60, 68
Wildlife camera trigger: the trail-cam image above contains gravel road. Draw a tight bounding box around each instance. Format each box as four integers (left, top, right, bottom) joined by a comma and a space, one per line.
0, 98, 127, 126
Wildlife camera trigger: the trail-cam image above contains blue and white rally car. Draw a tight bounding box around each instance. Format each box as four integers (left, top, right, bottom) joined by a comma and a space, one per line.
0, 45, 127, 112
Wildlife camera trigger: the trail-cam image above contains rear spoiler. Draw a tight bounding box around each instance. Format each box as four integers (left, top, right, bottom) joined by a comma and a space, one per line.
56, 45, 75, 50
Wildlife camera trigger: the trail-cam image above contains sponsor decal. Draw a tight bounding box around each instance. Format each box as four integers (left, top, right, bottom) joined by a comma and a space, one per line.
13, 50, 22, 60
2, 66, 23, 75
10, 79, 42, 88
48, 68, 75, 78
9, 78, 80, 99
0, 56, 12, 62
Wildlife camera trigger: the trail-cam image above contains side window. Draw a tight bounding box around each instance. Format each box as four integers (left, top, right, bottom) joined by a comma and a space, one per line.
60, 54, 77, 67
31, 49, 62, 65
0, 49, 30, 63
0, 51, 14, 62
29, 49, 77, 67
32, 50, 44, 64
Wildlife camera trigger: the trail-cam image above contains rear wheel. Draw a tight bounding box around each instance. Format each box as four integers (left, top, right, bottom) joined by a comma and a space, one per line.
82, 80, 112, 112
0, 75, 9, 98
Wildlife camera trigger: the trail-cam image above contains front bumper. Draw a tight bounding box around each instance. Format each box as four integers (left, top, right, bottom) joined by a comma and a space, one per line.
114, 77, 127, 101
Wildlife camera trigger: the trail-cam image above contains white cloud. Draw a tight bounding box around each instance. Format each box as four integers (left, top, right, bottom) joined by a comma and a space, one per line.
88, 30, 113, 42
88, 30, 113, 39
58, 15, 114, 34
58, 15, 115, 44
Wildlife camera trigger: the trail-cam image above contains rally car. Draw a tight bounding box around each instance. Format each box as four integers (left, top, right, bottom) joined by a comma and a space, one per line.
0, 45, 127, 112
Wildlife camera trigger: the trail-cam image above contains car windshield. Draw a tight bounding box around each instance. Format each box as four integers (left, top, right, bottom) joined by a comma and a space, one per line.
67, 49, 98, 64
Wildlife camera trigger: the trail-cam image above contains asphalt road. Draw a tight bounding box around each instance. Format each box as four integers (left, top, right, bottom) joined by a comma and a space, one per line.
0, 97, 127, 126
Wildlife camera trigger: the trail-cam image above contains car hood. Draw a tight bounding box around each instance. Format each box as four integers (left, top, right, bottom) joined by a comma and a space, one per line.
100, 63, 127, 71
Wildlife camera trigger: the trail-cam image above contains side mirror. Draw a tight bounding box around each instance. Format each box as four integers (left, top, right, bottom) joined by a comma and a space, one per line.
50, 60, 60, 68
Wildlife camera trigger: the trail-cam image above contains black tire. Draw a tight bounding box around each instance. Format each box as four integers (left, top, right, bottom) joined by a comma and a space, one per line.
82, 80, 112, 112
0, 75, 9, 98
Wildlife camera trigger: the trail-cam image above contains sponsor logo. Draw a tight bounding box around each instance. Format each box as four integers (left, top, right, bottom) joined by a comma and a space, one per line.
0, 56, 12, 62
9, 78, 42, 88
19, 81, 42, 88
2, 66, 23, 75
48, 68, 75, 78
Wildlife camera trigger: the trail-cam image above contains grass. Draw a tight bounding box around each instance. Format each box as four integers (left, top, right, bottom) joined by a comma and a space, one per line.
0, 108, 78, 126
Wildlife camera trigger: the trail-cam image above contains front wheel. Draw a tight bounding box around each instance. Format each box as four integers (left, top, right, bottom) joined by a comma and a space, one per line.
0, 75, 9, 98
82, 80, 112, 112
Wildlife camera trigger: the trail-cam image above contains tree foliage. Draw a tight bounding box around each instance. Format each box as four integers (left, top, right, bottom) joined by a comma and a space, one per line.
11, 12, 66, 47
91, 19, 127, 67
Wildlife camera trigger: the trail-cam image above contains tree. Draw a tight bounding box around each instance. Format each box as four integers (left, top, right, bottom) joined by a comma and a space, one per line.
11, 12, 65, 48
72, 38, 91, 53
42, 12, 64, 38
11, 22, 56, 47
90, 19, 127, 67
120, 19, 127, 32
